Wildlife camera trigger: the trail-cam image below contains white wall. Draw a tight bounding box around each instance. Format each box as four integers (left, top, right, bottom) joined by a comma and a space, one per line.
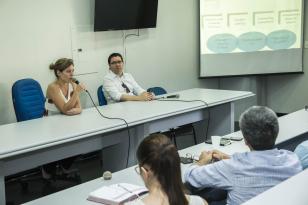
1, 0, 305, 125
0, 0, 217, 125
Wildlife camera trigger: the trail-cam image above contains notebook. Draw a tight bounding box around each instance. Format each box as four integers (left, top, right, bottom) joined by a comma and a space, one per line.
87, 183, 148, 205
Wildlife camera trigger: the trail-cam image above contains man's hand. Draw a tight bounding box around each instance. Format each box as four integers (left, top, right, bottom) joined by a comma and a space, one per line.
212, 149, 230, 161
197, 151, 213, 166
138, 92, 154, 101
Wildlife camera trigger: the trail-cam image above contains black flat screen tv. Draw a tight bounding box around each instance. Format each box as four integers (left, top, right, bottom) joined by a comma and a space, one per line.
94, 0, 158, 31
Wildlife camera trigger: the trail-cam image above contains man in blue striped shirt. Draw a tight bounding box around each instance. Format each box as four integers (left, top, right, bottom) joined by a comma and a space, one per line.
184, 106, 302, 205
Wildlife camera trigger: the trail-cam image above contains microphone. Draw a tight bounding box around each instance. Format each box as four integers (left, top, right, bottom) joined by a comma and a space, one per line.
166, 94, 180, 98
72, 78, 88, 92
72, 78, 80, 85
154, 94, 180, 100
102, 171, 112, 180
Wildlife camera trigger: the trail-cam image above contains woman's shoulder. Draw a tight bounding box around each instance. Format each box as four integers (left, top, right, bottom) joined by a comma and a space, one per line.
125, 195, 206, 205
186, 194, 207, 205
47, 82, 59, 90
46, 82, 59, 95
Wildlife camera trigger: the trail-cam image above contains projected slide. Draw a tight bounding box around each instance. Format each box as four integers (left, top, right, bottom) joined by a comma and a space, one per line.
200, 0, 302, 54
199, 0, 303, 77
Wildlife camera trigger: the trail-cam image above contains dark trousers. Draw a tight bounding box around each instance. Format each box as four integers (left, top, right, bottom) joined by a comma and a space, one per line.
43, 156, 76, 175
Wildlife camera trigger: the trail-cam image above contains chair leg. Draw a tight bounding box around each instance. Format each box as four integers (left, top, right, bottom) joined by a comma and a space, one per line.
192, 125, 197, 145
20, 181, 29, 193
171, 129, 177, 147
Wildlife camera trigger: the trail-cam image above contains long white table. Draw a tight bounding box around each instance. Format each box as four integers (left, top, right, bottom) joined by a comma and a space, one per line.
24, 140, 247, 205
0, 88, 254, 204
24, 108, 308, 205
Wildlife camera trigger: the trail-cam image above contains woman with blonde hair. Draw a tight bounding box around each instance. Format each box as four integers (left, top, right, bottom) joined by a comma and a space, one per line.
46, 58, 86, 115
43, 58, 86, 179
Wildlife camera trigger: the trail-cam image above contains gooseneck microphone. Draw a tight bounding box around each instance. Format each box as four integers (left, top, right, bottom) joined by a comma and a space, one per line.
154, 94, 180, 100
71, 77, 79, 84
72, 78, 88, 92
166, 94, 180, 98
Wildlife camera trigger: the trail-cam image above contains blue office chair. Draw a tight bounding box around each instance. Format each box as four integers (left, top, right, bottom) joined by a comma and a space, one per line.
97, 85, 107, 106
10, 78, 46, 192
11, 79, 81, 193
147, 86, 197, 148
147, 87, 167, 96
12, 78, 45, 121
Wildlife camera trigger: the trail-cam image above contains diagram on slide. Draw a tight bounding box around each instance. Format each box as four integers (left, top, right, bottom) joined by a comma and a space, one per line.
200, 0, 302, 54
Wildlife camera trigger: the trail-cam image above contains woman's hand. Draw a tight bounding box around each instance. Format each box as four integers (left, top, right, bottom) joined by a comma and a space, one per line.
73, 82, 86, 93
66, 107, 82, 115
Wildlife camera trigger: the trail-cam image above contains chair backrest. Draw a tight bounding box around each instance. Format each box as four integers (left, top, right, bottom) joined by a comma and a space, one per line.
12, 78, 45, 122
147, 87, 167, 95
97, 85, 107, 106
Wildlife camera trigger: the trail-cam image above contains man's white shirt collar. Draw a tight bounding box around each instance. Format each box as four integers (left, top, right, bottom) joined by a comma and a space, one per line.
108, 70, 125, 79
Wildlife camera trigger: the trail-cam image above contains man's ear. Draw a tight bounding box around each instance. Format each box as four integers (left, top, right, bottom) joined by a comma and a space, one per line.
244, 138, 253, 150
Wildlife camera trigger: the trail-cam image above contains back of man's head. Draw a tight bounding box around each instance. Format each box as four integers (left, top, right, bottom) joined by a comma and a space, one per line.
239, 106, 279, 151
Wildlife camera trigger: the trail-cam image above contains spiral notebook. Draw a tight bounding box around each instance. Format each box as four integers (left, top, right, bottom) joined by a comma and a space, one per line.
87, 183, 148, 205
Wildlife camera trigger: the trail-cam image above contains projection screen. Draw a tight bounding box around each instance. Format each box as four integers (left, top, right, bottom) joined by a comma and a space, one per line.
200, 0, 304, 77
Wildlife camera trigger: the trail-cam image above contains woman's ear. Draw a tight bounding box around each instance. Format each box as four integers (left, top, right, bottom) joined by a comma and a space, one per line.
140, 167, 149, 179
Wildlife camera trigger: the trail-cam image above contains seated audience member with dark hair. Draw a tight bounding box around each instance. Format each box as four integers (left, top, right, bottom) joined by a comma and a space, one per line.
126, 134, 207, 205
184, 106, 302, 205
103, 53, 154, 104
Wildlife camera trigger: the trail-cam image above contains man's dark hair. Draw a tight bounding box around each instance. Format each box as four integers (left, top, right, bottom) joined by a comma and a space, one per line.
239, 106, 279, 150
108, 53, 123, 64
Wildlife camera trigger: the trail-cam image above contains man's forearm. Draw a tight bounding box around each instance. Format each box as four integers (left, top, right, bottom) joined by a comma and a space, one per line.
120, 94, 141, 101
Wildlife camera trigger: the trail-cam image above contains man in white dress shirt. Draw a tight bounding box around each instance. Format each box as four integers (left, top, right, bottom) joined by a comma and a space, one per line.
103, 53, 154, 104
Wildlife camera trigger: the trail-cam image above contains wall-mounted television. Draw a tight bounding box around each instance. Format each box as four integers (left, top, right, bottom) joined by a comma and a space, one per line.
94, 0, 158, 31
